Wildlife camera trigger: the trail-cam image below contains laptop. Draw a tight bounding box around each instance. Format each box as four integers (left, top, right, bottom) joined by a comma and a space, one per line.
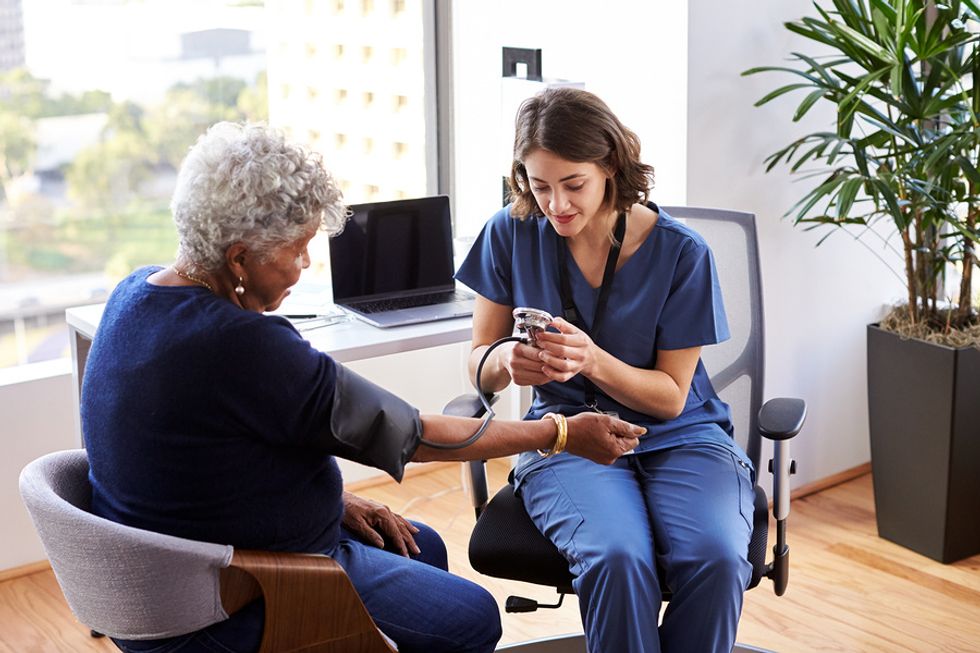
329, 195, 475, 328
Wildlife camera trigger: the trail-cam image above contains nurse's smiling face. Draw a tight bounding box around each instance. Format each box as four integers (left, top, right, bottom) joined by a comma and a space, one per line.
523, 148, 613, 240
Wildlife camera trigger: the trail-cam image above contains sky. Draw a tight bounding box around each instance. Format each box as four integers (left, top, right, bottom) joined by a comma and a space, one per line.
20, 0, 267, 102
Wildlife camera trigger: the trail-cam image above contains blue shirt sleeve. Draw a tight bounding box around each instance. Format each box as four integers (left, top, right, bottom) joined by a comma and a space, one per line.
656, 239, 730, 350
214, 314, 340, 446
456, 207, 514, 305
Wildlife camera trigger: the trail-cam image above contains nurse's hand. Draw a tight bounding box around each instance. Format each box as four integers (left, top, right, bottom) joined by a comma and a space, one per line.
533, 317, 598, 382
500, 340, 552, 387
564, 412, 645, 464
342, 492, 420, 557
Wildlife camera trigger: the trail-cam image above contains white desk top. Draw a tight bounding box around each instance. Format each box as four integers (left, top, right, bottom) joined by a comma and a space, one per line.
66, 303, 473, 364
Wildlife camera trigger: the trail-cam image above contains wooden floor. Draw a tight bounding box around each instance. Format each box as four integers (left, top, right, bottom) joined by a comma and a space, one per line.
2, 461, 979, 652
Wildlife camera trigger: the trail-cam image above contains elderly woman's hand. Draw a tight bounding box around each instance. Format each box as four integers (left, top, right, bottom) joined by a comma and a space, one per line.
562, 412, 646, 465
342, 492, 420, 557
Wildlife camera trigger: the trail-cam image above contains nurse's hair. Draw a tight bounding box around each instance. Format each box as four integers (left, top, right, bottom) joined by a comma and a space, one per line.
508, 87, 655, 219
171, 121, 348, 273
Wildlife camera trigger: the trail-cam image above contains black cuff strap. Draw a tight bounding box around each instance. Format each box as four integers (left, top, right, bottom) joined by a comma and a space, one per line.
330, 366, 422, 481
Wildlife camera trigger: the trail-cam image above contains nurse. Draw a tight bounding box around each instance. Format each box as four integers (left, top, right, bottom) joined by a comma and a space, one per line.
456, 87, 756, 653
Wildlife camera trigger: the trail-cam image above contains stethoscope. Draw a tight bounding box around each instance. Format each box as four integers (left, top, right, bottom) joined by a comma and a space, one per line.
418, 307, 553, 450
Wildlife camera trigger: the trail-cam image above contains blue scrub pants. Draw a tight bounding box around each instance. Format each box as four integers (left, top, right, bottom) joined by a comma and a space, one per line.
518, 443, 755, 653
112, 522, 501, 653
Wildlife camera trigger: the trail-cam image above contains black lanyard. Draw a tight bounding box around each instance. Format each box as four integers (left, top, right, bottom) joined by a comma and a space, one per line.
556, 211, 627, 411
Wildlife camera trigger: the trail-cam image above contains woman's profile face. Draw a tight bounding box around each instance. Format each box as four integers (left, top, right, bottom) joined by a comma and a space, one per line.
241, 225, 316, 312
523, 148, 610, 239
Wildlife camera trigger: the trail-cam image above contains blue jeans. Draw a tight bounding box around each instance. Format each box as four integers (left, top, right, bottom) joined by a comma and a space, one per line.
518, 443, 755, 653
113, 522, 500, 653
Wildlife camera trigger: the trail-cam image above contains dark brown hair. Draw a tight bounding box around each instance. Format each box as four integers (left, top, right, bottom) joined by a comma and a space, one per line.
508, 87, 655, 219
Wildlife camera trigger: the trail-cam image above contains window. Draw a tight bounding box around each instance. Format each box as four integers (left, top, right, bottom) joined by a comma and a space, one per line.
269, 0, 436, 278
0, 0, 269, 370
1, 0, 439, 372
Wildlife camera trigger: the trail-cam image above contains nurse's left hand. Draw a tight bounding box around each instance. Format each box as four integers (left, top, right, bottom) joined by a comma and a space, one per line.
533, 317, 598, 382
342, 492, 421, 557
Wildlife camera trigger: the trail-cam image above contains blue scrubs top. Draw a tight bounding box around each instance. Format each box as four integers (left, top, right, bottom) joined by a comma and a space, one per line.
456, 204, 742, 477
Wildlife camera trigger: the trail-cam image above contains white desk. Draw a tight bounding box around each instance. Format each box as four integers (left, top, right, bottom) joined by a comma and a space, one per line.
65, 303, 473, 442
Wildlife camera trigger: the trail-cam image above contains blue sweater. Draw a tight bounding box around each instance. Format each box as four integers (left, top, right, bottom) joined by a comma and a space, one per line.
83, 267, 356, 553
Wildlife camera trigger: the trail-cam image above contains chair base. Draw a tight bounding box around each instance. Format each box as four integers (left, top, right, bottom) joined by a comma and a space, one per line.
495, 633, 775, 652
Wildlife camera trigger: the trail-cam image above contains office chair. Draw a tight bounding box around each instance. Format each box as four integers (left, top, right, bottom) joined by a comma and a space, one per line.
445, 206, 806, 652
18, 448, 397, 653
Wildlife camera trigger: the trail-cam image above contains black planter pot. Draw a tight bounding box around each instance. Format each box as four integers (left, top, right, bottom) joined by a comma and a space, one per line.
867, 324, 980, 563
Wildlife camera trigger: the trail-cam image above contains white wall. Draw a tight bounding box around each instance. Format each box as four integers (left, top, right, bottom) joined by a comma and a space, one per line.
0, 361, 77, 570
687, 0, 905, 485
451, 1, 688, 237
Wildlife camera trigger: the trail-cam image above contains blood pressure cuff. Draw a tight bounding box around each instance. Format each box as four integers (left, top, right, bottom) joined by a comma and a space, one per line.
329, 365, 422, 482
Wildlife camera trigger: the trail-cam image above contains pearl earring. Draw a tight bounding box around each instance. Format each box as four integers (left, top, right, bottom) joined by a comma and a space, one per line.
234, 277, 245, 296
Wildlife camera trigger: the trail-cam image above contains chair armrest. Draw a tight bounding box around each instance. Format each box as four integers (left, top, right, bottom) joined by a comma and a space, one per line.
758, 397, 806, 440
757, 398, 804, 597
442, 393, 499, 518
221, 550, 395, 653
759, 397, 804, 521
462, 459, 490, 517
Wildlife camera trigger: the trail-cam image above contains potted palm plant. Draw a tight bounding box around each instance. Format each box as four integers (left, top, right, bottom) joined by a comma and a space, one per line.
744, 0, 980, 563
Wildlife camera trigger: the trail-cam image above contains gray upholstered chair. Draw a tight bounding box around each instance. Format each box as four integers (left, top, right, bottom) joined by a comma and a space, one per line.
446, 206, 806, 653
18, 448, 396, 653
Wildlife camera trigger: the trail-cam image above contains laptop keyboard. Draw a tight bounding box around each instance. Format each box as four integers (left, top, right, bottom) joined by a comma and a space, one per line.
352, 290, 472, 314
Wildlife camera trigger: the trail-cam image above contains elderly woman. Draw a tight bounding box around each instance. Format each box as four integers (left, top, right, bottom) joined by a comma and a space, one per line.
81, 122, 643, 653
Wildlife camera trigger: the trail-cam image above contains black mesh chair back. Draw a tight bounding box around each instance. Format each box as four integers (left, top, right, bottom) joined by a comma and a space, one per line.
661, 206, 765, 470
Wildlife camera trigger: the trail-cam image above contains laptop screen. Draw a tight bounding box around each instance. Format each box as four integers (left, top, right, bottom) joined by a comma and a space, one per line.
329, 195, 456, 304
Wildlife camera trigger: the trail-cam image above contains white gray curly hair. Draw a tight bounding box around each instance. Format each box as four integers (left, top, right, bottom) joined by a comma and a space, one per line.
171, 122, 347, 272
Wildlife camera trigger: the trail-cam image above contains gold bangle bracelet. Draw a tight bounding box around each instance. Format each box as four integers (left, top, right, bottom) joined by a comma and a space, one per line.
538, 413, 567, 457
552, 413, 568, 455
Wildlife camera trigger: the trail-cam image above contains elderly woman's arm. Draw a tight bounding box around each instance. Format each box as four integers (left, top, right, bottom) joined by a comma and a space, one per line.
411, 412, 643, 463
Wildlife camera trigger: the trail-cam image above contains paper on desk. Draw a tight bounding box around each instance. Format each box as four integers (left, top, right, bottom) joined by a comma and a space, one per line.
267, 282, 347, 320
